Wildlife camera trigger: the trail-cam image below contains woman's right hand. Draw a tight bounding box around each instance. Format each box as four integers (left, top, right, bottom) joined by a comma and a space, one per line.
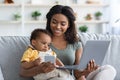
20, 62, 55, 77
33, 57, 41, 66
33, 58, 56, 73
39, 62, 55, 73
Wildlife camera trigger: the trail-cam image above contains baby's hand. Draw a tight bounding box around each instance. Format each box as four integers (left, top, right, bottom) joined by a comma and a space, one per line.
33, 57, 41, 66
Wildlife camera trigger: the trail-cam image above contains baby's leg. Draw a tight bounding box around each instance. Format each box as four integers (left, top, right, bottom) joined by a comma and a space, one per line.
56, 69, 74, 80
33, 69, 59, 80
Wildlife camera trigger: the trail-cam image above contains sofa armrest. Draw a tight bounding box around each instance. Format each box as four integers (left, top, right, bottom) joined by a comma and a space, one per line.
0, 66, 4, 80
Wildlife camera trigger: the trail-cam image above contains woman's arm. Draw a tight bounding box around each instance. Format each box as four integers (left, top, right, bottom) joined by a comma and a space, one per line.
74, 47, 83, 79
74, 47, 83, 65
20, 62, 55, 77
20, 64, 42, 77
21, 57, 41, 69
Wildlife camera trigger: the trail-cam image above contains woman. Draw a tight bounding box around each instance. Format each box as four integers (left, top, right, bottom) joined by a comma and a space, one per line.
46, 5, 116, 80
20, 5, 116, 80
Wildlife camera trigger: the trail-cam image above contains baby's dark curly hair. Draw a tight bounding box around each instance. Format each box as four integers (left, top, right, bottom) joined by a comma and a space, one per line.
30, 28, 51, 44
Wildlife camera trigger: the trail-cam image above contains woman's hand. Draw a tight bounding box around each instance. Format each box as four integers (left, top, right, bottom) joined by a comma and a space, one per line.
86, 59, 99, 72
84, 59, 99, 77
20, 62, 55, 77
39, 62, 55, 73
33, 57, 56, 73
33, 57, 41, 66
74, 59, 99, 79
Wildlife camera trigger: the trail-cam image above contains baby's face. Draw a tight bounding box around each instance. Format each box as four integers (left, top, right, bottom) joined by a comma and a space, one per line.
32, 33, 51, 52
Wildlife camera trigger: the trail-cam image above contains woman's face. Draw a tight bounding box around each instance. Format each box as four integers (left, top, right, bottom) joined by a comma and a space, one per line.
50, 14, 69, 37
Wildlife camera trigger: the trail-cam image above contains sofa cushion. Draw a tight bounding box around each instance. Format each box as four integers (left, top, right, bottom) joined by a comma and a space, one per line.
0, 36, 33, 80
0, 65, 4, 80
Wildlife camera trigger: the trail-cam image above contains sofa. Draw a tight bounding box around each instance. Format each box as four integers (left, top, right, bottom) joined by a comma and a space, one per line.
0, 33, 120, 80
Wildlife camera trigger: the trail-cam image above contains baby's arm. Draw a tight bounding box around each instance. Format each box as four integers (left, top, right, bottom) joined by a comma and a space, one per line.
21, 57, 41, 69
56, 58, 64, 67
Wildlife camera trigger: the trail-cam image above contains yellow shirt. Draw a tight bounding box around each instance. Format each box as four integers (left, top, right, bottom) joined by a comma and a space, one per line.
21, 47, 39, 62
21, 47, 56, 62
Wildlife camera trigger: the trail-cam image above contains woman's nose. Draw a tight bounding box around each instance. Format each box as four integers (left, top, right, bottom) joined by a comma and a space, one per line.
56, 24, 61, 28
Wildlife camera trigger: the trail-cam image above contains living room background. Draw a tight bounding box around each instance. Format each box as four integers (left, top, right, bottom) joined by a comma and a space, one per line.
0, 0, 116, 36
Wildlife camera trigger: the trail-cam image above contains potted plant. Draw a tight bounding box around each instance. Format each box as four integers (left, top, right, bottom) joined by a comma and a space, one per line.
31, 10, 41, 20
79, 25, 88, 32
85, 13, 92, 20
14, 13, 21, 21
94, 11, 102, 20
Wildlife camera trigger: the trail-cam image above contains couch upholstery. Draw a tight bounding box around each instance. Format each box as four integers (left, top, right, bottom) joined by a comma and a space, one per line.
0, 66, 4, 80
0, 33, 120, 80
0, 36, 33, 80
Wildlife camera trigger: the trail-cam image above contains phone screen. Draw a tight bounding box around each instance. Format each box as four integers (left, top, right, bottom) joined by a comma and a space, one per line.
44, 56, 55, 63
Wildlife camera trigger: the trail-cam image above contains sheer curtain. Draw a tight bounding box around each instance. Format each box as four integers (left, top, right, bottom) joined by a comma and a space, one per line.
110, 0, 120, 34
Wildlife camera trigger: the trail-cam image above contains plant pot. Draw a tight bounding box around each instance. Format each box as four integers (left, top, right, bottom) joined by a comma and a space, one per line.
33, 17, 39, 20
95, 17, 101, 20
15, 18, 20, 21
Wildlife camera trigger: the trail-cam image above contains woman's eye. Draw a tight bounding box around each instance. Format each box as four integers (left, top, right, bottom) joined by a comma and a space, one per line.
61, 23, 66, 26
52, 21, 57, 24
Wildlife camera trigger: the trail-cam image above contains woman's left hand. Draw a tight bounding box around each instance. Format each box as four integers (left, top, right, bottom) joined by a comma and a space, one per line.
74, 59, 99, 79
86, 59, 99, 72
84, 59, 99, 77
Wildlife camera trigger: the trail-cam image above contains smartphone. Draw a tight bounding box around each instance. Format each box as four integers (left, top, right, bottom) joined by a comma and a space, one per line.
44, 56, 55, 64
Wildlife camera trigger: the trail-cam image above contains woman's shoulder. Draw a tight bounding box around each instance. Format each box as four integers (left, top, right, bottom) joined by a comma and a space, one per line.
71, 41, 82, 49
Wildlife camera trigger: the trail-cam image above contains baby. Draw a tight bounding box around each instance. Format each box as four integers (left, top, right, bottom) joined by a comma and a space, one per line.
21, 28, 72, 80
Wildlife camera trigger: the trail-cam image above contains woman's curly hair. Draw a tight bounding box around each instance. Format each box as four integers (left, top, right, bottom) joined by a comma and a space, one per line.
46, 5, 79, 44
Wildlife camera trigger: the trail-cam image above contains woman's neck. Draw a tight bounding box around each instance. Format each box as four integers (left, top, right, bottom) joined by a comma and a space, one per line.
52, 36, 68, 50
52, 36, 65, 42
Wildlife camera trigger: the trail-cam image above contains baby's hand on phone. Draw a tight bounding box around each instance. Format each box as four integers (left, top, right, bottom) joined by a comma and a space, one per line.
33, 57, 41, 66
